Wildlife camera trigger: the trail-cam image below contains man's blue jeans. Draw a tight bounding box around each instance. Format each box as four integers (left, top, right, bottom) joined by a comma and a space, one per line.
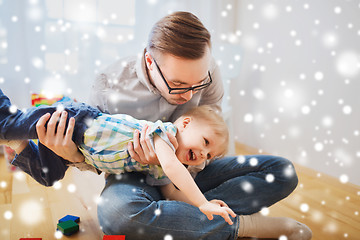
98, 155, 298, 240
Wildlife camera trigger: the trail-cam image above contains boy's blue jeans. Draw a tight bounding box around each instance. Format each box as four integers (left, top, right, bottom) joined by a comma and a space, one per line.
98, 155, 298, 240
0, 89, 101, 185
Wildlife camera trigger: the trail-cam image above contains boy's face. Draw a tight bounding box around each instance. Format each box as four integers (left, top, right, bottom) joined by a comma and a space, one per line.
145, 48, 211, 105
174, 117, 224, 166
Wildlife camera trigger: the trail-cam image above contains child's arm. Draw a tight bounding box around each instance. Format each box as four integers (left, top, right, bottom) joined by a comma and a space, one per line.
154, 135, 236, 225
161, 183, 232, 209
160, 183, 192, 204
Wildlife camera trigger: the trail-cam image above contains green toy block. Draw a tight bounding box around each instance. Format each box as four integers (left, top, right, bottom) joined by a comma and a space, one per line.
57, 220, 79, 236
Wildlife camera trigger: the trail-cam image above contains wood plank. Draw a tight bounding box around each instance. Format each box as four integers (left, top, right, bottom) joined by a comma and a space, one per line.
0, 149, 13, 205
0, 204, 11, 240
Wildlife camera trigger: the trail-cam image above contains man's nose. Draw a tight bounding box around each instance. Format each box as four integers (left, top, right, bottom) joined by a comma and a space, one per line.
180, 90, 194, 101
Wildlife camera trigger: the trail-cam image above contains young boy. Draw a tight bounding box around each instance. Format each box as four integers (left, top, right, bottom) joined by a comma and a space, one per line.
0, 89, 236, 225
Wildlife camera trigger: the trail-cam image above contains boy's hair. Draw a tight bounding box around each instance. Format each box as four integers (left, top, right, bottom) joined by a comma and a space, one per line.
147, 11, 211, 60
182, 105, 229, 158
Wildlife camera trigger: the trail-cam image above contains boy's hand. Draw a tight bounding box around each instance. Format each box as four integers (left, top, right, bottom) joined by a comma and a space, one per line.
209, 199, 230, 208
128, 125, 178, 165
199, 200, 236, 225
36, 111, 84, 163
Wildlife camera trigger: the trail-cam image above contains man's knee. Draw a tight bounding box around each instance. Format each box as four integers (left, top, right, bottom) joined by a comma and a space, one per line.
275, 157, 299, 196
98, 199, 130, 234
97, 175, 162, 235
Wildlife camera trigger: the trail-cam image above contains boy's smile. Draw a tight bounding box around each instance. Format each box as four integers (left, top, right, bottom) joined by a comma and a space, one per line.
174, 117, 224, 166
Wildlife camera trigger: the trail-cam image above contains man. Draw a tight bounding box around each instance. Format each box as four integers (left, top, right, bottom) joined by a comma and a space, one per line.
8, 12, 311, 240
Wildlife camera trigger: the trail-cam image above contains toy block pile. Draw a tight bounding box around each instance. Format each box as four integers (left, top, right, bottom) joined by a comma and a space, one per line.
56, 214, 80, 236
19, 214, 126, 239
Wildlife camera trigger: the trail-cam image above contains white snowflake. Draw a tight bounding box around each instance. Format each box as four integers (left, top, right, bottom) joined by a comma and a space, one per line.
67, 184, 77, 193
164, 234, 173, 240
237, 155, 246, 164
154, 209, 161, 216
249, 157, 258, 166
243, 113, 254, 123
266, 174, 275, 183
241, 181, 254, 193
339, 174, 349, 184
4, 210, 13, 220
342, 105, 352, 115
300, 203, 309, 212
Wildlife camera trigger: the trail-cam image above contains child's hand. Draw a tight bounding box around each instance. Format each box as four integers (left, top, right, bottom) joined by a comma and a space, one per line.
209, 199, 230, 208
199, 200, 237, 225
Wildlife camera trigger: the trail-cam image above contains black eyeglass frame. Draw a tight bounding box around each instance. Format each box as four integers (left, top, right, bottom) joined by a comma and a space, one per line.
153, 59, 213, 94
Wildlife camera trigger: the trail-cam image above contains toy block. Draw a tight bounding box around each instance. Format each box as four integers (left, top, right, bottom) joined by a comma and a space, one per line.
103, 235, 126, 240
57, 220, 79, 236
19, 238, 42, 240
58, 214, 80, 223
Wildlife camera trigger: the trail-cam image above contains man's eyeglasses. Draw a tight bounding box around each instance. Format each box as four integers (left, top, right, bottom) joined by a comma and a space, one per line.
153, 59, 213, 94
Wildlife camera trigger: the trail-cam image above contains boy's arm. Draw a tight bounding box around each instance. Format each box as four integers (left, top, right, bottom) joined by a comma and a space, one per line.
154, 136, 236, 225
154, 135, 208, 207
160, 183, 192, 204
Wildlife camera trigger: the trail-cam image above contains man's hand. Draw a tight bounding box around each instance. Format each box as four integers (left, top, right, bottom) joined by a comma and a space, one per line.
199, 200, 237, 225
36, 111, 84, 163
128, 124, 178, 165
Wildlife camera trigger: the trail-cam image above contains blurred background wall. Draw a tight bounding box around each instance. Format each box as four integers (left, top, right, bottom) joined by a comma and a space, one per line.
0, 0, 359, 185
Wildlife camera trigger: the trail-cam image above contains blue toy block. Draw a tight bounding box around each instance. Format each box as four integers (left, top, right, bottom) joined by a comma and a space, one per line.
58, 214, 80, 223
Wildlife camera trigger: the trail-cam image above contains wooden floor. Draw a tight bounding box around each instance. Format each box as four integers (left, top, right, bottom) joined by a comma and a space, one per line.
0, 147, 106, 240
0, 143, 359, 240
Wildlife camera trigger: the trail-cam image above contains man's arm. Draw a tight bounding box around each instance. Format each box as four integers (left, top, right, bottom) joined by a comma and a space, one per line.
128, 125, 178, 165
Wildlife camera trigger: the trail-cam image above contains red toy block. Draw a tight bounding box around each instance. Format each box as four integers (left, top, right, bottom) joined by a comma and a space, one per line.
19, 238, 42, 240
103, 235, 126, 240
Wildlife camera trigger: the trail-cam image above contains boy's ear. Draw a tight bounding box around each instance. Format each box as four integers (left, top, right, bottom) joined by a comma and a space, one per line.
182, 117, 191, 128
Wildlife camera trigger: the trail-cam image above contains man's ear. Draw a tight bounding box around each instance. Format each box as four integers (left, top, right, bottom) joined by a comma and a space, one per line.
145, 51, 154, 71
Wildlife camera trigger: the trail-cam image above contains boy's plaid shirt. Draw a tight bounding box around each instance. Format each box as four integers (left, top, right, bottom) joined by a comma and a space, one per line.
79, 113, 177, 186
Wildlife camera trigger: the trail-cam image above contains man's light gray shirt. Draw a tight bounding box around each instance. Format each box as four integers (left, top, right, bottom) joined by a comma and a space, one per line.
89, 52, 224, 174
